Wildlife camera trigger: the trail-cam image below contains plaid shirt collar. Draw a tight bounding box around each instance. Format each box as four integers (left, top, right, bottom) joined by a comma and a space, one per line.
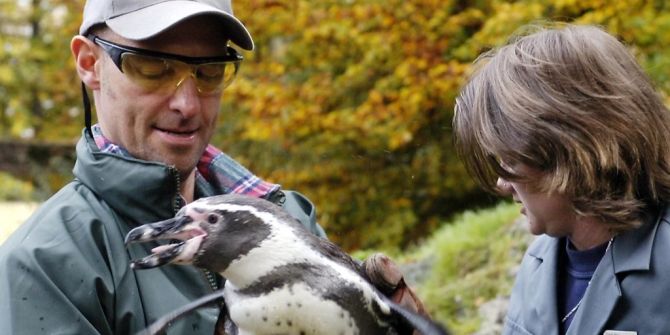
91, 124, 279, 198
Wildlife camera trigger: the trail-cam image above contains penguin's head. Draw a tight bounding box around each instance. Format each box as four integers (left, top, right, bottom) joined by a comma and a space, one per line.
125, 194, 288, 273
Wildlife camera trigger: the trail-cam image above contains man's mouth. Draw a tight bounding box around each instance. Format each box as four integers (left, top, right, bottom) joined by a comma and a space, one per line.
154, 126, 199, 139
125, 217, 208, 269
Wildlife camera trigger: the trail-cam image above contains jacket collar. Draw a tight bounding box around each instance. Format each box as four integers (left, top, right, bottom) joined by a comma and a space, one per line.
72, 129, 279, 227
526, 207, 665, 334
611, 207, 663, 273
74, 130, 181, 226
568, 209, 663, 334
526, 236, 561, 335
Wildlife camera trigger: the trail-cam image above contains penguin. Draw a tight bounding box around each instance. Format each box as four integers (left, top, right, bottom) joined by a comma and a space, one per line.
125, 193, 449, 335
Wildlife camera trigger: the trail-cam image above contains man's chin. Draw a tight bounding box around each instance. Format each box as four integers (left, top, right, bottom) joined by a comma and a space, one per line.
138, 142, 206, 178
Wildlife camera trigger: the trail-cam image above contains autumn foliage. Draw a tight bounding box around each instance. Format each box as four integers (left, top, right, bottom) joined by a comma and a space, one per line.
1, 0, 669, 250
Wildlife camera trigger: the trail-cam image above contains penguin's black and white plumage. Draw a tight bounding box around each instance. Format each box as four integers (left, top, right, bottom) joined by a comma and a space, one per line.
125, 194, 448, 335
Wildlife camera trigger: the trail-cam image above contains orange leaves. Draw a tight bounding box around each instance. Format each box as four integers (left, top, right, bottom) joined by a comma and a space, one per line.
222, 0, 488, 249
0, 0, 83, 140
5, 0, 669, 249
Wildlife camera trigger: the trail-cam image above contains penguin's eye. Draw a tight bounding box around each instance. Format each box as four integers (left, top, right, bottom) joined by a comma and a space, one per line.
207, 214, 220, 224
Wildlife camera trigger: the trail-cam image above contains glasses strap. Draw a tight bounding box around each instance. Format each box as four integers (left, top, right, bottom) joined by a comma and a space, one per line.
81, 82, 94, 139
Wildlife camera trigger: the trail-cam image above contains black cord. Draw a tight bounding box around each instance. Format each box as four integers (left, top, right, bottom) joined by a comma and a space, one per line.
81, 82, 93, 139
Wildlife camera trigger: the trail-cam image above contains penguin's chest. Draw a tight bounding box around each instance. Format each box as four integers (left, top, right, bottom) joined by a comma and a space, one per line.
218, 228, 392, 335
224, 281, 362, 335
220, 257, 392, 335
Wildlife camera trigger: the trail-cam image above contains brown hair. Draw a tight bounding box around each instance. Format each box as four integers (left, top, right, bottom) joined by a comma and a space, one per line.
453, 24, 670, 232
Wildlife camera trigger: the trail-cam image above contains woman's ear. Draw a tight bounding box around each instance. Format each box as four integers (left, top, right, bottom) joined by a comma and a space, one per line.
71, 36, 101, 90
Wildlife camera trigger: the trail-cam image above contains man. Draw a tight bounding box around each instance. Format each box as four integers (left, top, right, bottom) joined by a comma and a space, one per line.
453, 24, 670, 334
0, 0, 422, 334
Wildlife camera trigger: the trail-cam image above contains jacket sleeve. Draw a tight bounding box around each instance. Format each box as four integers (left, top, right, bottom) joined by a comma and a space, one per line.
0, 199, 127, 335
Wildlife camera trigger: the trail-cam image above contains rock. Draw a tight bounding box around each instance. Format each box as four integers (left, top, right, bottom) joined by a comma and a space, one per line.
473, 297, 509, 335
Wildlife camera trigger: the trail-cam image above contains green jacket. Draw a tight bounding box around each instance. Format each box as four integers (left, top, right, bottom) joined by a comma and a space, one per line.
0, 133, 324, 335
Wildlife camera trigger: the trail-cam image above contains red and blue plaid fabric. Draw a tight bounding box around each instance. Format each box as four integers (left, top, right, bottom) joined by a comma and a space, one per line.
91, 124, 279, 198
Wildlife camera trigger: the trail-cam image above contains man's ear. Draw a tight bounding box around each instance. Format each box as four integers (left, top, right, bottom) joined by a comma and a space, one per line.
71, 35, 101, 90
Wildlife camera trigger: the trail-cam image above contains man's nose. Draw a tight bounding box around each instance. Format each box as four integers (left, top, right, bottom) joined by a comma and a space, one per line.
169, 75, 200, 118
496, 177, 513, 196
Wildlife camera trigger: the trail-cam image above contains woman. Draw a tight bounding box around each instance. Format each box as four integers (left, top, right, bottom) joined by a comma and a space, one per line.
454, 24, 670, 334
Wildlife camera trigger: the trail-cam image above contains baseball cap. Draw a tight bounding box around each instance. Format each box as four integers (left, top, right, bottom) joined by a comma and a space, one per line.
79, 0, 254, 50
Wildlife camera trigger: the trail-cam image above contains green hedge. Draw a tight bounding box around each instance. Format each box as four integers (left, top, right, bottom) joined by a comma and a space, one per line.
412, 202, 529, 334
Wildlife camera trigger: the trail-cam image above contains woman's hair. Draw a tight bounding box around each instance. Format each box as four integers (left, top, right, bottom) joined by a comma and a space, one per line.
453, 24, 670, 232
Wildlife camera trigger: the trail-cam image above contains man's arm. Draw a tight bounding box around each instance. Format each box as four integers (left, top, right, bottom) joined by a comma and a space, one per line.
0, 219, 118, 335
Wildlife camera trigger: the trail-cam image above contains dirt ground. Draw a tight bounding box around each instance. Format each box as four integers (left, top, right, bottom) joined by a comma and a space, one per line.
0, 202, 38, 244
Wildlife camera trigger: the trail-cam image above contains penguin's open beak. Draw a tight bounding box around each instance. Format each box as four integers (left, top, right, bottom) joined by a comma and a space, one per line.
125, 216, 208, 269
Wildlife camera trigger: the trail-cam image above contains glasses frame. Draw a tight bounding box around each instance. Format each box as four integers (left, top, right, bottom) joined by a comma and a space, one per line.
87, 34, 243, 92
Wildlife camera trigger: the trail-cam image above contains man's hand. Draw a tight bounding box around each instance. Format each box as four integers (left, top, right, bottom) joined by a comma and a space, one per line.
362, 252, 431, 333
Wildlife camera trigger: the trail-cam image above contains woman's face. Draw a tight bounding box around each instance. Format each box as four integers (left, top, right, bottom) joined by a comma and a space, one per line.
497, 163, 577, 237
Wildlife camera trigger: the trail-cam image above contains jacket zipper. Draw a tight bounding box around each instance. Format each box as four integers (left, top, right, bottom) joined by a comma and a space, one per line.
169, 166, 220, 292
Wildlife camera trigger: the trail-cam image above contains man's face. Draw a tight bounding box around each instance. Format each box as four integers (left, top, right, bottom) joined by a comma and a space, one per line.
496, 164, 576, 237
93, 17, 229, 178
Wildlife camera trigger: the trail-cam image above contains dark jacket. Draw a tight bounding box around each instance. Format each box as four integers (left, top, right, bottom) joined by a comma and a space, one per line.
0, 132, 324, 335
504, 206, 670, 335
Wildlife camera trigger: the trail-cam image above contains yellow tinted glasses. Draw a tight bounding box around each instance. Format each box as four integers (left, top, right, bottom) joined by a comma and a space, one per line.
90, 35, 242, 94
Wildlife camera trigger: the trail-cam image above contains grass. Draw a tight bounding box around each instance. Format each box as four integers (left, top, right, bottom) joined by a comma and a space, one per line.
406, 202, 529, 334
0, 202, 38, 244
354, 202, 529, 334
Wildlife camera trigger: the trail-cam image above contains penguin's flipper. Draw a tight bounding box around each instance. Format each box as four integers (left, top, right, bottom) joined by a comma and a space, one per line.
137, 289, 227, 335
382, 295, 450, 335
214, 300, 239, 335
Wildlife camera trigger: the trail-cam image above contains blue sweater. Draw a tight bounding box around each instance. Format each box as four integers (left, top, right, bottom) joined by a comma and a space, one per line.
558, 238, 609, 334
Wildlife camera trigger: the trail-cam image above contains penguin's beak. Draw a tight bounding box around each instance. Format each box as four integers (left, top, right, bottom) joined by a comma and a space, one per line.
125, 216, 208, 269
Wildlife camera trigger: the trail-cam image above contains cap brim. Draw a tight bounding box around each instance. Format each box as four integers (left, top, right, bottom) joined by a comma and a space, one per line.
106, 1, 253, 50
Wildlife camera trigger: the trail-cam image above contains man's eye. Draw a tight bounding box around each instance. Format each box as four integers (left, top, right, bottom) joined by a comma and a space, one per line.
136, 61, 169, 78
197, 64, 224, 81
124, 54, 171, 79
